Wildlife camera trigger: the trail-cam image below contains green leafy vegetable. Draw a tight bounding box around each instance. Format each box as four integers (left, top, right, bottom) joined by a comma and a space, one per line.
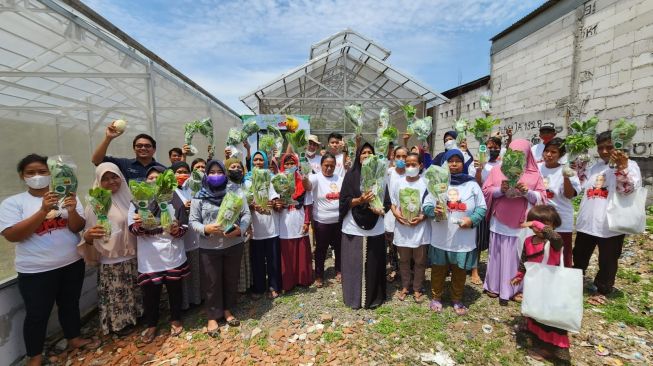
271, 173, 293, 205
360, 155, 387, 210
399, 188, 421, 222
265, 125, 284, 156
424, 165, 450, 221
374, 137, 391, 158
401, 105, 417, 123
129, 180, 156, 225
469, 117, 501, 143
242, 120, 260, 137
216, 192, 243, 231
409, 117, 433, 141
344, 104, 364, 135
87, 187, 112, 236
378, 107, 390, 130
611, 118, 637, 147
345, 136, 357, 162
285, 129, 308, 152
501, 148, 525, 187
381, 126, 398, 141
564, 116, 598, 162
251, 168, 271, 211
188, 169, 204, 196
154, 169, 178, 230
226, 128, 246, 146
453, 118, 468, 143
47, 155, 78, 198
259, 134, 277, 155
184, 118, 214, 156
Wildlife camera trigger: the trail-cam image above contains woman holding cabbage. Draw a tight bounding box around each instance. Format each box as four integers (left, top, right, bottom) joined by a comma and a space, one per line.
482, 140, 546, 306
189, 160, 250, 335
79, 163, 142, 336
339, 143, 387, 309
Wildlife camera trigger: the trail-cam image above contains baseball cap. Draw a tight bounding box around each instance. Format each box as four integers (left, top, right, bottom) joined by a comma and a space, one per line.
308, 135, 320, 144
539, 122, 556, 132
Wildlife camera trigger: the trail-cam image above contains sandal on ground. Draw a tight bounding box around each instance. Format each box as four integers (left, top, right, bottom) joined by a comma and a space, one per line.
587, 294, 607, 306
69, 337, 101, 350
429, 299, 443, 313
396, 289, 409, 301
470, 276, 483, 286
206, 326, 221, 338
268, 290, 280, 299
335, 272, 342, 283
413, 291, 425, 304
315, 278, 324, 288
484, 290, 499, 298
226, 317, 240, 327
386, 271, 397, 283
512, 293, 523, 303
141, 327, 157, 344
453, 302, 468, 316
170, 322, 183, 337
499, 299, 509, 306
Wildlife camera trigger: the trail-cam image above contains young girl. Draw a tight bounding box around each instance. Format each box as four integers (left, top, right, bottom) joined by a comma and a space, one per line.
384, 146, 407, 283
510, 205, 570, 364
390, 152, 429, 302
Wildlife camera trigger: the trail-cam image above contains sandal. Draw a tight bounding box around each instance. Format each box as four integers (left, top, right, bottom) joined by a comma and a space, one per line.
170, 322, 183, 337
69, 337, 101, 351
453, 302, 468, 316
386, 271, 397, 283
512, 293, 523, 303
396, 289, 409, 301
268, 290, 280, 299
226, 317, 240, 327
414, 291, 425, 304
315, 278, 324, 288
141, 327, 157, 344
485, 291, 499, 298
429, 299, 443, 313
587, 294, 607, 306
206, 326, 221, 338
470, 276, 483, 286
335, 272, 342, 283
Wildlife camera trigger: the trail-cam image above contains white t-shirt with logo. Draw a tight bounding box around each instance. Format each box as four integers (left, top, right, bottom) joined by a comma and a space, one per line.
309, 173, 343, 224
308, 154, 322, 174
424, 180, 486, 252
0, 192, 84, 273
390, 178, 430, 247
576, 159, 641, 238
537, 163, 581, 233
384, 168, 405, 232
245, 180, 280, 240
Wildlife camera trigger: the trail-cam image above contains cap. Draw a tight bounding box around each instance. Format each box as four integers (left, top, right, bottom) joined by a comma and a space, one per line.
308, 135, 320, 144
539, 122, 556, 132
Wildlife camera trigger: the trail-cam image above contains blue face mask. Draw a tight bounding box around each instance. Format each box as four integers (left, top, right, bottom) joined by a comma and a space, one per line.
395, 159, 406, 169
286, 167, 297, 174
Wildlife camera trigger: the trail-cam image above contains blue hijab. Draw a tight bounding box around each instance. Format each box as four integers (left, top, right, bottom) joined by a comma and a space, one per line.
245, 151, 268, 181
442, 149, 475, 185
195, 160, 227, 206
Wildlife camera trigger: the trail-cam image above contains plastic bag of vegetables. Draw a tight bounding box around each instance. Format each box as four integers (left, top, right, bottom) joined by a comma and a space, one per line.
215, 192, 243, 232
271, 173, 294, 206
86, 187, 112, 241
399, 187, 421, 222
226, 128, 246, 146
251, 167, 271, 212
453, 118, 468, 144
469, 117, 501, 163
401, 105, 417, 123
378, 107, 390, 130
344, 104, 364, 135
563, 116, 598, 175
409, 117, 433, 141
47, 155, 78, 203
129, 180, 157, 228
259, 134, 277, 155
345, 135, 357, 162
374, 136, 392, 159
184, 118, 214, 156
266, 125, 284, 157
285, 129, 308, 152
360, 155, 387, 210
610, 118, 637, 168
154, 169, 178, 231
424, 165, 450, 221
242, 120, 260, 137
187, 169, 204, 197
501, 148, 525, 190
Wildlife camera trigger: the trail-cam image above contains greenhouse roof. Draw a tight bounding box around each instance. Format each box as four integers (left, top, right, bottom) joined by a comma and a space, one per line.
240, 29, 448, 124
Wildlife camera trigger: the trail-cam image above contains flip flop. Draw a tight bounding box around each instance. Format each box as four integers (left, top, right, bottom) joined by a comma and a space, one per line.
485, 291, 499, 298
587, 294, 607, 306
512, 293, 523, 303
413, 291, 425, 304
315, 279, 324, 288
396, 289, 409, 301
453, 302, 468, 316
429, 299, 443, 313
470, 276, 483, 285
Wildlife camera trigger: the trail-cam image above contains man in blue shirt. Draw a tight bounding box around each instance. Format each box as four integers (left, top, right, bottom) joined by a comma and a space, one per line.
91, 121, 166, 182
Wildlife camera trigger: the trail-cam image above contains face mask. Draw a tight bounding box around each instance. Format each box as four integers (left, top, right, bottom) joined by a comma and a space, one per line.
206, 174, 226, 188
25, 175, 50, 189
444, 140, 457, 151
489, 149, 501, 161
286, 166, 297, 174
405, 167, 419, 177
541, 135, 554, 144
228, 170, 243, 182
176, 174, 189, 187
306, 150, 316, 158
395, 159, 406, 169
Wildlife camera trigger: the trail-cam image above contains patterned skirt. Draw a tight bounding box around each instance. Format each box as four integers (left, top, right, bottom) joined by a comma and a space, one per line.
181, 249, 202, 309
97, 258, 143, 335
137, 261, 190, 286
238, 240, 253, 293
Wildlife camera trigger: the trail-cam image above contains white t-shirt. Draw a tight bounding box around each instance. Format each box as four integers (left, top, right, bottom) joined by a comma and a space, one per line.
0, 192, 83, 273
531, 143, 545, 163
391, 178, 430, 247
309, 173, 343, 224
246, 180, 280, 240
341, 210, 385, 237
576, 159, 641, 238
334, 153, 346, 178
308, 154, 322, 174
481, 160, 500, 184
424, 180, 486, 252
384, 168, 405, 232
174, 188, 199, 251
538, 163, 581, 233
128, 203, 187, 273
279, 205, 307, 239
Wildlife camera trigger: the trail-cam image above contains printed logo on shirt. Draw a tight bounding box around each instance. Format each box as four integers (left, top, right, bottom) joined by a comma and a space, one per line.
543, 177, 555, 199
587, 174, 608, 199
35, 215, 68, 236
446, 188, 467, 212
325, 182, 340, 200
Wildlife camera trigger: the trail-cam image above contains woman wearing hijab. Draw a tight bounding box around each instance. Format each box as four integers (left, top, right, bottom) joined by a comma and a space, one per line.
432, 131, 458, 167
278, 153, 314, 292
129, 165, 188, 343
339, 143, 387, 309
189, 160, 251, 335
482, 139, 546, 305
224, 157, 253, 294
246, 151, 282, 299
80, 163, 141, 336
423, 150, 487, 315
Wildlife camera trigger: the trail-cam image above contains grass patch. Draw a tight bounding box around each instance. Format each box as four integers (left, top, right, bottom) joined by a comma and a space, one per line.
323, 329, 343, 343
372, 318, 396, 335
617, 268, 641, 283
602, 293, 653, 329
191, 332, 209, 342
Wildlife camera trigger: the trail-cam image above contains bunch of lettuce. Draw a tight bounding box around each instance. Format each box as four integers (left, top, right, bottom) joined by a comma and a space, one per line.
215, 192, 243, 231
453, 118, 468, 144
154, 170, 178, 230
266, 125, 284, 156
87, 187, 112, 237
399, 187, 421, 222
360, 155, 387, 210
375, 137, 392, 159
564, 116, 598, 163
378, 107, 390, 130
409, 117, 433, 141
259, 134, 277, 155
375, 108, 398, 158
187, 169, 204, 197
611, 118, 637, 148
271, 173, 294, 206
242, 120, 260, 137
285, 129, 307, 152
346, 135, 357, 162
469, 117, 501, 143
184, 118, 214, 156
251, 168, 271, 212
424, 165, 450, 221
226, 128, 247, 146
401, 105, 417, 123
344, 104, 364, 135
47, 155, 78, 200
129, 180, 157, 226
501, 148, 525, 187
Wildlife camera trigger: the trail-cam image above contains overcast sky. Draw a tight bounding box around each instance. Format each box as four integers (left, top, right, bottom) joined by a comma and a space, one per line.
83, 0, 544, 114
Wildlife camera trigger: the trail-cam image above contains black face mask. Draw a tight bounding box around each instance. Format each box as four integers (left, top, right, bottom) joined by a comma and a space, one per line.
489, 149, 501, 161
228, 170, 243, 182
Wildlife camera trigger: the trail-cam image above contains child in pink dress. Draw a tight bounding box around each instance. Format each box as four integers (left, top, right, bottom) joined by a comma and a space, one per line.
511, 205, 570, 364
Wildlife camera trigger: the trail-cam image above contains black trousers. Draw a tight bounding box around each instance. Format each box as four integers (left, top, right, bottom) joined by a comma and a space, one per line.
573, 232, 625, 295
250, 237, 282, 294
200, 244, 243, 320
17, 259, 85, 357
312, 221, 342, 279
141, 280, 183, 328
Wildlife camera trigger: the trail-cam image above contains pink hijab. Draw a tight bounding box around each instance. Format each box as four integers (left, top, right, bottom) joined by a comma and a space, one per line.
482, 139, 546, 228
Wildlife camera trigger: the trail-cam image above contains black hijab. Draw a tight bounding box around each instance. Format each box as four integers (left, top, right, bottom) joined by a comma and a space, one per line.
339, 142, 379, 229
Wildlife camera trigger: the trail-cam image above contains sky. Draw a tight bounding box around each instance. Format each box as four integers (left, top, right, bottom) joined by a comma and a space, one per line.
82, 0, 545, 114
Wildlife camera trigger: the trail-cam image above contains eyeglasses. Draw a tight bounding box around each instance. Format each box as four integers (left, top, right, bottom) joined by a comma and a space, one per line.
135, 144, 153, 149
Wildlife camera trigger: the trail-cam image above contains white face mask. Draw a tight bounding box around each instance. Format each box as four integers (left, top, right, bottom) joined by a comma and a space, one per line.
444, 140, 457, 151
405, 167, 420, 177
25, 175, 50, 189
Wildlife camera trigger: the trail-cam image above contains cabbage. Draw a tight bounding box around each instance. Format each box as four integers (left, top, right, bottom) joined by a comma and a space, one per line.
424, 165, 449, 221
611, 118, 637, 148
242, 120, 260, 137
360, 155, 387, 210
271, 173, 295, 206
399, 187, 421, 222
344, 104, 364, 135
409, 117, 433, 141
251, 168, 271, 211
226, 128, 246, 146
401, 105, 417, 123
216, 192, 243, 231
453, 118, 468, 144
259, 134, 277, 155
501, 148, 525, 187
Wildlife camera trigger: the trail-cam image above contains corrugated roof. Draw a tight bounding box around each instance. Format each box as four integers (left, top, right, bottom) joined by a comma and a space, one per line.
441, 75, 490, 99
490, 0, 559, 41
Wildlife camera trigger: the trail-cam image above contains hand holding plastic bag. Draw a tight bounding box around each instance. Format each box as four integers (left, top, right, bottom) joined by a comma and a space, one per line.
425, 165, 449, 221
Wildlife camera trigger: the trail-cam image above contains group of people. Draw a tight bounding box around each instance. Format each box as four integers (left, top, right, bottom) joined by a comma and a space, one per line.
0, 121, 641, 365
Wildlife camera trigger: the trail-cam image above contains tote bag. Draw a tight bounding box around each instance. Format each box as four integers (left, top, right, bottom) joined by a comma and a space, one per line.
521, 241, 583, 333
607, 187, 647, 235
